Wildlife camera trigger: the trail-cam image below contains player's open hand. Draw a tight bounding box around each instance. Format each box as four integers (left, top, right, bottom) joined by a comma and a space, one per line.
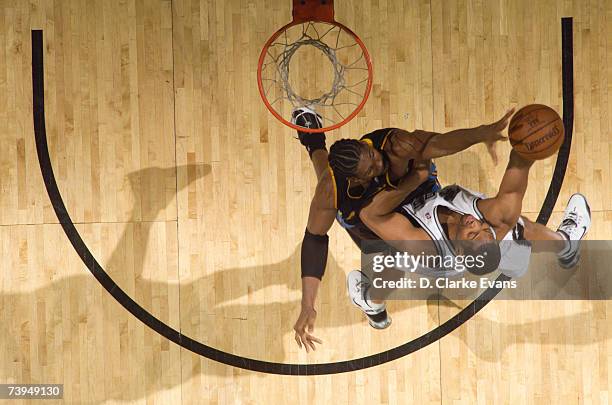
482, 108, 515, 165
293, 305, 322, 352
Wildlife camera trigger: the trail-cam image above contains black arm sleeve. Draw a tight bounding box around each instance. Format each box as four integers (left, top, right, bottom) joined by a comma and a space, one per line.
301, 229, 329, 280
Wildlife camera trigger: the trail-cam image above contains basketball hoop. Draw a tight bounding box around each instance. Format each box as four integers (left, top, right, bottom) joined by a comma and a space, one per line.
257, 0, 373, 133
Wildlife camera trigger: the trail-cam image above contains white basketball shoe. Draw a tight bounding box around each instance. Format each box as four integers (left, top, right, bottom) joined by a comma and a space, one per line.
291, 107, 326, 156
291, 106, 323, 129
347, 270, 392, 329
556, 193, 591, 268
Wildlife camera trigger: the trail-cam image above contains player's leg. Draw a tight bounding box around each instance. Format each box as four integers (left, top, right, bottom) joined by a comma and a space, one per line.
292, 107, 328, 180
521, 193, 591, 268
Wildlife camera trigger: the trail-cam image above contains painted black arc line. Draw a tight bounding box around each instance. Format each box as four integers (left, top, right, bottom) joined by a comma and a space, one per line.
31, 18, 573, 376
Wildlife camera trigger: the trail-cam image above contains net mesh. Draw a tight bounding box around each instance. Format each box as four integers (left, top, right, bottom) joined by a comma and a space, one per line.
260, 21, 371, 128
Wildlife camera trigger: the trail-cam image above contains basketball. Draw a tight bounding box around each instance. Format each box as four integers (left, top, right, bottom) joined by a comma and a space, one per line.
508, 104, 565, 160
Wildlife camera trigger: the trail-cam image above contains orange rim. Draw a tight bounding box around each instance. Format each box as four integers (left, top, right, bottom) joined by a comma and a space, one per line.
257, 20, 373, 133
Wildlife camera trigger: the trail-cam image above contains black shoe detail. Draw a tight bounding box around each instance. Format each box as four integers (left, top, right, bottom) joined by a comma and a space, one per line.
366, 309, 389, 324
558, 252, 579, 269
292, 110, 326, 157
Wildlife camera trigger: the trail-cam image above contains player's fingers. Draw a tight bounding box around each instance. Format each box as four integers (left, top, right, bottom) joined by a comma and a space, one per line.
305, 336, 317, 352
309, 335, 323, 345
492, 135, 508, 143
497, 108, 516, 127
298, 332, 309, 352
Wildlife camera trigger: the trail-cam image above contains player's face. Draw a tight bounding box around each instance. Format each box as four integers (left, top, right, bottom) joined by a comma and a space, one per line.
454, 214, 495, 242
354, 144, 388, 181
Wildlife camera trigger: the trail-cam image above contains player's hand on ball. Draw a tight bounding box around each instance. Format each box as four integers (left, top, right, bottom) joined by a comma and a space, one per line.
481, 108, 515, 165
293, 305, 322, 352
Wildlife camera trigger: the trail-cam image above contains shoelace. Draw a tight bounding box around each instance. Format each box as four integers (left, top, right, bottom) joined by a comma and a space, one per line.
354, 280, 370, 294
297, 112, 322, 128
560, 210, 579, 229
355, 280, 378, 309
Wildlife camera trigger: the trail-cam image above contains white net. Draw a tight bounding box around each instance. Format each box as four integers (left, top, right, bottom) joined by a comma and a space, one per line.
259, 21, 371, 128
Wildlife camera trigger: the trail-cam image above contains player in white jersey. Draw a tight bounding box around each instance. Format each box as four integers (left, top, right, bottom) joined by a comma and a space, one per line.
380, 183, 523, 277
347, 150, 591, 329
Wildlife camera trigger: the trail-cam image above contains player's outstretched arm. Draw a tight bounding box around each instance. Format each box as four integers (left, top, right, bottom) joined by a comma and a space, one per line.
388, 108, 515, 164
294, 171, 336, 352
423, 108, 515, 162
477, 150, 535, 239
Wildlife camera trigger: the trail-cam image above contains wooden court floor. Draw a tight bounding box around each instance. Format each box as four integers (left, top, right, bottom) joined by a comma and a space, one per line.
0, 0, 610, 403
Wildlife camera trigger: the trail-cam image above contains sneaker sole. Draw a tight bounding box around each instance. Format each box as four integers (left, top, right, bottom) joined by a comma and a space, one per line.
291, 108, 322, 128
558, 253, 580, 269
369, 315, 392, 330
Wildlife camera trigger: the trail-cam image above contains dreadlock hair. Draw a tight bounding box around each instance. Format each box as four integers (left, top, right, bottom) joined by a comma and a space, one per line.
328, 139, 363, 178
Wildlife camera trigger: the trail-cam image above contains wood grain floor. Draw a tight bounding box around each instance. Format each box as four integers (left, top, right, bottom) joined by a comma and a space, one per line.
0, 0, 610, 403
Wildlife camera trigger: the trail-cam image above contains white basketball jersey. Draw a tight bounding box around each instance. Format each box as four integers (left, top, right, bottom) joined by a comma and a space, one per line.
399, 185, 530, 277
